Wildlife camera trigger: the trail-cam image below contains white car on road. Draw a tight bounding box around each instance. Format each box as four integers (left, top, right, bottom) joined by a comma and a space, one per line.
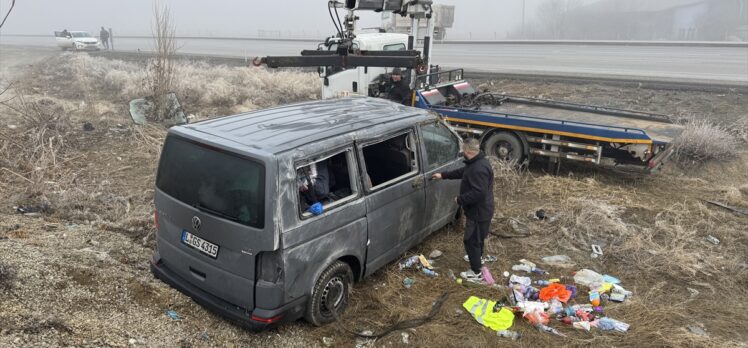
54, 31, 100, 51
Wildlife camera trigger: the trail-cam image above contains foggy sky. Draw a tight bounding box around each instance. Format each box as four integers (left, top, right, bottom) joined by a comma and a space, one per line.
0, 0, 542, 39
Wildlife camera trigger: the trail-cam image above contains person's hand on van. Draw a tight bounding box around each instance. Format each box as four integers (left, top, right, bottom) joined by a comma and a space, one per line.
431, 173, 442, 180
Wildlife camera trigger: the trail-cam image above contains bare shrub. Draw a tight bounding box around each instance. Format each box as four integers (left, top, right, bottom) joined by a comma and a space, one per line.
0, 94, 72, 184
145, 1, 177, 121
671, 119, 739, 165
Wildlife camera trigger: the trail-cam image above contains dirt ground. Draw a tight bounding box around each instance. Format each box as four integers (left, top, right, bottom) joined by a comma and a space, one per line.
1, 47, 747, 348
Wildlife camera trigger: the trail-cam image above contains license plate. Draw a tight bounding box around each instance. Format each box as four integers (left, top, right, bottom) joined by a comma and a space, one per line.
181, 230, 219, 258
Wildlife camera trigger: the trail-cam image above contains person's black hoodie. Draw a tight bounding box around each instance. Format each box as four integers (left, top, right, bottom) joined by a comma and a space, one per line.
442, 152, 495, 222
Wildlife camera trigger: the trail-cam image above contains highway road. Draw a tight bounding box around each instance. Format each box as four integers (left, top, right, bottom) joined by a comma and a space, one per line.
2, 35, 746, 85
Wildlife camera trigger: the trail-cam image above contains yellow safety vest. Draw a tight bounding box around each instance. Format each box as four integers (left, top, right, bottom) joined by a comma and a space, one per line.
462, 296, 515, 331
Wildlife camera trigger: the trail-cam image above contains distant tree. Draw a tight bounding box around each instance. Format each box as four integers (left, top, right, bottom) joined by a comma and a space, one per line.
536, 0, 584, 39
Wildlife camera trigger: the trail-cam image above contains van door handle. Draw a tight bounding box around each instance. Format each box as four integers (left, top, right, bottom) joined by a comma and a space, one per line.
412, 176, 424, 189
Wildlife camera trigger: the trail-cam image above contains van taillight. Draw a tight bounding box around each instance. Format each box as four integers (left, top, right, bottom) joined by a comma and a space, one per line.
250, 314, 283, 324
154, 210, 160, 230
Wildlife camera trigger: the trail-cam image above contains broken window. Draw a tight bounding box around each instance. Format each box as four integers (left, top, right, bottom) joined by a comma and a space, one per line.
297, 150, 357, 218
361, 131, 418, 189
421, 122, 461, 170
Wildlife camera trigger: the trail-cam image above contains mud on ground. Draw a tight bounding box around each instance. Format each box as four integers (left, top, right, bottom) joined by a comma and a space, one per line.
0, 49, 747, 347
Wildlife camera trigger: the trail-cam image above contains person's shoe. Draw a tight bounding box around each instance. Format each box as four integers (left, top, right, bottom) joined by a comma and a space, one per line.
463, 254, 498, 264
459, 269, 484, 283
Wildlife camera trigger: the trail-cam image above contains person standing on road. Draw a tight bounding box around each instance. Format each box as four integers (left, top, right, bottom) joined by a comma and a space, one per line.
431, 138, 495, 283
100, 27, 110, 50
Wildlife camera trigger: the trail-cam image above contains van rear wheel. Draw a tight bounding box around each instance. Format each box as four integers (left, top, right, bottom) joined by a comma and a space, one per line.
305, 260, 353, 326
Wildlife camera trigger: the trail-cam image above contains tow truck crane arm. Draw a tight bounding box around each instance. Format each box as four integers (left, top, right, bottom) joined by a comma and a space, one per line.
253, 49, 424, 69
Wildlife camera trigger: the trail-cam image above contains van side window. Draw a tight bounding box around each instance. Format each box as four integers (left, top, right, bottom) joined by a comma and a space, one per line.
361, 132, 418, 189
421, 122, 461, 170
297, 150, 357, 218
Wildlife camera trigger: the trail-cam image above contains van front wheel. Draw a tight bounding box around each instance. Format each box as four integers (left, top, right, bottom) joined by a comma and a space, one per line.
305, 260, 353, 326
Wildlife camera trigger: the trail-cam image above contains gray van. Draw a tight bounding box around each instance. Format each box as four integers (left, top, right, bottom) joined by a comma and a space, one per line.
150, 96, 463, 329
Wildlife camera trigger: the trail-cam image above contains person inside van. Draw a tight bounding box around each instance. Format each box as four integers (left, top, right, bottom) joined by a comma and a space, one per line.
298, 160, 332, 209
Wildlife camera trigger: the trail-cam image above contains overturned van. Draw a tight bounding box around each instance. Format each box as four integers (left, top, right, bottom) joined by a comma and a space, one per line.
150, 97, 463, 329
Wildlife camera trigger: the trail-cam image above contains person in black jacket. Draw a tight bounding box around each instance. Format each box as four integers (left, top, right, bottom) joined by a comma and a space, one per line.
431, 138, 495, 283
387, 68, 412, 105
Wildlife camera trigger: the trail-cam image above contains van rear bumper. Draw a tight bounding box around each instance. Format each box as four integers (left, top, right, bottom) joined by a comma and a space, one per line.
150, 252, 306, 330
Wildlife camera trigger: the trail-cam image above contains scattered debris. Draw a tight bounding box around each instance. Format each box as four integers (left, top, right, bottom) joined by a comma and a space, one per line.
591, 244, 604, 258
322, 336, 334, 347
706, 235, 720, 245
534, 209, 547, 220
687, 325, 708, 336
541, 255, 575, 268
497, 329, 521, 340
687, 288, 700, 299
403, 277, 415, 289
165, 310, 181, 321
401, 332, 410, 344
14, 203, 53, 216
82, 121, 94, 131
355, 330, 375, 348
428, 250, 443, 259
128, 92, 187, 126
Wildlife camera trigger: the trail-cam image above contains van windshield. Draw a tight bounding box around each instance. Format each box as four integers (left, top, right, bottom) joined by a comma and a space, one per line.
156, 136, 265, 229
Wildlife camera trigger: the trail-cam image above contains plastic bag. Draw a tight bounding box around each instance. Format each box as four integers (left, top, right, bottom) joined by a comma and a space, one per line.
539, 283, 572, 303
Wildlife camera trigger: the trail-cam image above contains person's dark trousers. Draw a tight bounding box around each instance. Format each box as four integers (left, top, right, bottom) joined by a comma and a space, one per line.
464, 219, 490, 273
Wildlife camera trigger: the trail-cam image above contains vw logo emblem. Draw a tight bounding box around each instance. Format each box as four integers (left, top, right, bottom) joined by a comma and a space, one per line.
192, 216, 201, 231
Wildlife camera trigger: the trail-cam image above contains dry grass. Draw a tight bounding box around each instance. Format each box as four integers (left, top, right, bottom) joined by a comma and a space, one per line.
671, 118, 740, 165
2, 52, 747, 347
0, 262, 16, 292
734, 117, 748, 143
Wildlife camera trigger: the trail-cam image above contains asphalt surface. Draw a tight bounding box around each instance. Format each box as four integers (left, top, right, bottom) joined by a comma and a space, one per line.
1, 35, 746, 85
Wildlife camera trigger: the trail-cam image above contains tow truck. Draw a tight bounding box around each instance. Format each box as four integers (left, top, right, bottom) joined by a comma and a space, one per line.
253, 0, 683, 173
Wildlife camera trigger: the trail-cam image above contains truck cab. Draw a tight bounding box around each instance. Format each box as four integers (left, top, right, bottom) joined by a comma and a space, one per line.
320, 33, 408, 99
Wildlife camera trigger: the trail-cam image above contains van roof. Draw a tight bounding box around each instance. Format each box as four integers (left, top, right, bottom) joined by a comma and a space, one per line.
178, 97, 434, 154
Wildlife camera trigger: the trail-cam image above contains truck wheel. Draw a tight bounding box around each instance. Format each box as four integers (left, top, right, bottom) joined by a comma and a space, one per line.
305, 260, 353, 326
484, 132, 523, 163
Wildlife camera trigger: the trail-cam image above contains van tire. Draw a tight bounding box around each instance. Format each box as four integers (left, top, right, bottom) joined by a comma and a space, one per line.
483, 132, 523, 164
305, 260, 353, 326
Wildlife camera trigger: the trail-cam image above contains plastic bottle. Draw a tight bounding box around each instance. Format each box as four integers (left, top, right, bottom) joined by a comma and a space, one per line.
421, 268, 438, 278
570, 304, 593, 312
589, 290, 601, 306
497, 330, 521, 340
573, 269, 604, 287
536, 280, 552, 286
398, 255, 420, 270
535, 324, 567, 337
512, 264, 533, 273
596, 317, 630, 332
447, 269, 457, 281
